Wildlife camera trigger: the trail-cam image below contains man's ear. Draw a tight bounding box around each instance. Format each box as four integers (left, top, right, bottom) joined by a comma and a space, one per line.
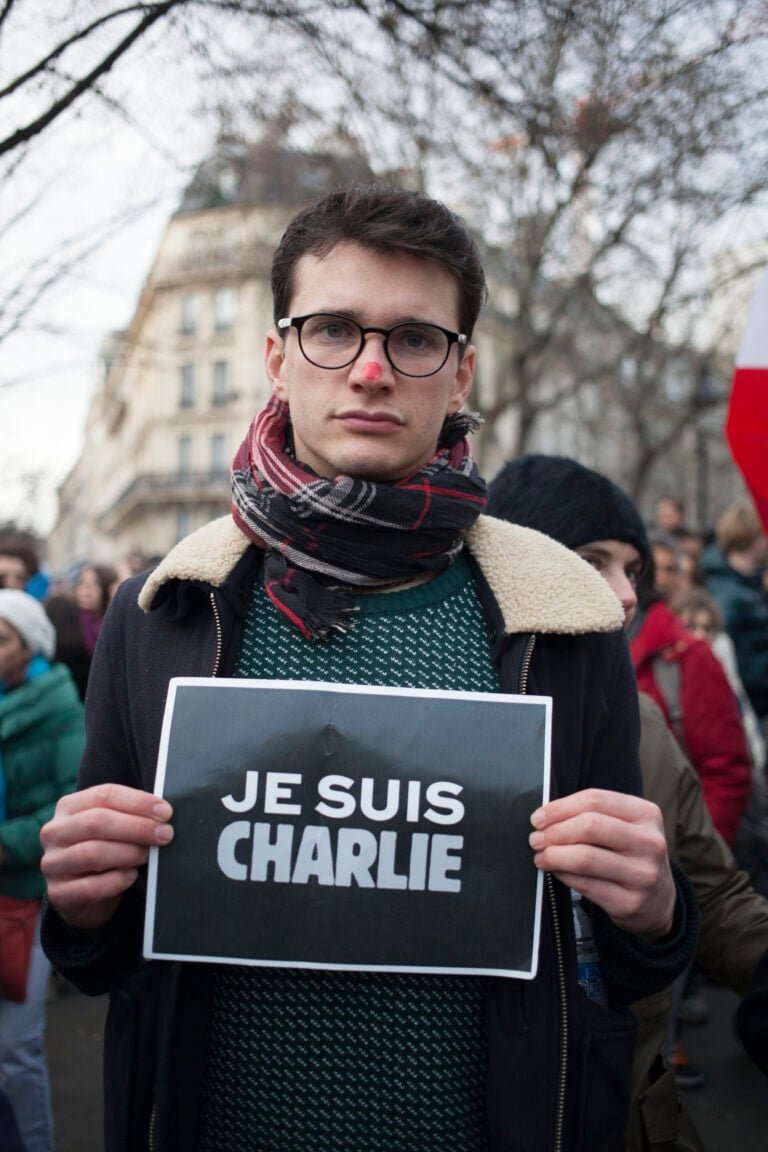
447, 344, 476, 415
265, 330, 287, 399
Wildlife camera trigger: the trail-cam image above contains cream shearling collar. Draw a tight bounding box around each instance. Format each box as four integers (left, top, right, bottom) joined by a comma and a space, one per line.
138, 513, 623, 636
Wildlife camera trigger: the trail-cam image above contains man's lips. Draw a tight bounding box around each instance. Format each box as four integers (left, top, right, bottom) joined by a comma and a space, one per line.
335, 410, 404, 432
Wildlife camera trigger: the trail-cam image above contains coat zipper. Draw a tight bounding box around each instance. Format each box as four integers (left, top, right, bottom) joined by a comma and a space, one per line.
518, 634, 566, 1152
148, 1104, 157, 1152
209, 591, 224, 678
518, 634, 536, 695
546, 872, 567, 1152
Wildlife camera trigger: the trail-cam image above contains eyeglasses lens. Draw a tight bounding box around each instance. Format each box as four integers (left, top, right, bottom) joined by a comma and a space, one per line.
299, 316, 449, 376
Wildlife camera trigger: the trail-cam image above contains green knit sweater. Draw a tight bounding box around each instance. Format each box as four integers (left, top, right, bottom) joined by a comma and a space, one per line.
197, 553, 499, 1152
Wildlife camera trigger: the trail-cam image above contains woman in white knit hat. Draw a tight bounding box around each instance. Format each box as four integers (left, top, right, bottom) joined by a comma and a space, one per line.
0, 589, 85, 1152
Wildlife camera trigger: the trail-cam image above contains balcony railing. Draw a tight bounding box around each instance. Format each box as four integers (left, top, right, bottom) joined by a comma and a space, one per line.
98, 470, 230, 530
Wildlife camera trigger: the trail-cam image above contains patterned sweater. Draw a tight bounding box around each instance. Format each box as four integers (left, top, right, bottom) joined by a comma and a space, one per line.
197, 552, 497, 1152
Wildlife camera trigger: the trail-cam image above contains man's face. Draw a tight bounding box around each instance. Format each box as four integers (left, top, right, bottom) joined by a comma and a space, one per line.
0, 555, 28, 590
655, 498, 683, 533
574, 539, 643, 629
265, 243, 474, 482
652, 544, 680, 601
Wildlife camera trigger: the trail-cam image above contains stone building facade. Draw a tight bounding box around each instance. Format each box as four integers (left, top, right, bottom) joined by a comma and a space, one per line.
49, 136, 373, 568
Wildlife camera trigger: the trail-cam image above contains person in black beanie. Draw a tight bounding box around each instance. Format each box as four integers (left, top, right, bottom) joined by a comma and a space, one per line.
488, 453, 768, 1152
487, 454, 651, 567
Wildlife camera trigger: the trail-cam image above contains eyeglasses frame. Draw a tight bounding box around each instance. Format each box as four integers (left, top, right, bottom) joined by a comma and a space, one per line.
277, 313, 467, 378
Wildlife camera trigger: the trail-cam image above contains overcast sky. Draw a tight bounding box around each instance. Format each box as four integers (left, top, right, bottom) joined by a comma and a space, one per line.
0, 12, 213, 532
2, 4, 766, 536
0, 3, 354, 534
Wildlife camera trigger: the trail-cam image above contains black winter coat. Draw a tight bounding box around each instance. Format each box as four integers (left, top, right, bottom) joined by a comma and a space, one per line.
42, 516, 698, 1152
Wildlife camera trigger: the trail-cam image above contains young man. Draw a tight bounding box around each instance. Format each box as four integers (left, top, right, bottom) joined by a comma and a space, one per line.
40, 185, 696, 1152
701, 499, 768, 724
487, 454, 768, 1151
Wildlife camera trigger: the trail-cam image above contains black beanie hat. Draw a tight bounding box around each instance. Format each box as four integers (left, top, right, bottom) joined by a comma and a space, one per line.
486, 454, 651, 568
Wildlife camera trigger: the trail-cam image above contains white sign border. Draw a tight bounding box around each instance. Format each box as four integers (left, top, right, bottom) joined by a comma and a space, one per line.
144, 678, 552, 980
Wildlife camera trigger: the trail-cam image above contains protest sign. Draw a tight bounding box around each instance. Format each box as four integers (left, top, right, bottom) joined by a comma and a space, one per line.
144, 679, 551, 978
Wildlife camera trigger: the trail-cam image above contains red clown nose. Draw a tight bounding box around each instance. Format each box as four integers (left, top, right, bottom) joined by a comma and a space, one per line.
362, 361, 383, 381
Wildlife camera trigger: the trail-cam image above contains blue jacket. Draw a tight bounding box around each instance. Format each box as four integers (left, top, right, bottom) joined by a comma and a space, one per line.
701, 543, 768, 719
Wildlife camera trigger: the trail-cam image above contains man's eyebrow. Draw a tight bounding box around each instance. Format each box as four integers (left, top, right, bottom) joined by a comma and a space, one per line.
311, 307, 356, 318
307, 308, 441, 326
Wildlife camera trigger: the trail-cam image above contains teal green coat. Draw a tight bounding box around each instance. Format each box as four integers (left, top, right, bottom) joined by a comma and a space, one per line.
0, 663, 85, 898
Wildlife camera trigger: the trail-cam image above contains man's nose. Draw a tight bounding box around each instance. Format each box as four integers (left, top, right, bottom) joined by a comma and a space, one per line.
349, 332, 393, 384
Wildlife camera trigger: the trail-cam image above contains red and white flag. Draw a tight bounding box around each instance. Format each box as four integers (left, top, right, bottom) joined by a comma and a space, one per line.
726, 265, 768, 532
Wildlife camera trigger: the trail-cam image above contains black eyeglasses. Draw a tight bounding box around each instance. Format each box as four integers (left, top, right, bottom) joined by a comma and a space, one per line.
277, 313, 467, 378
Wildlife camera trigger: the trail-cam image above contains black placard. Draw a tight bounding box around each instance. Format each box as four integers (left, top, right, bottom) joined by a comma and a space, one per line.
144, 679, 551, 978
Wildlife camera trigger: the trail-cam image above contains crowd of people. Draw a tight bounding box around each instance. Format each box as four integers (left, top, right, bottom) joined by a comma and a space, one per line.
0, 539, 151, 1150
0, 183, 766, 1152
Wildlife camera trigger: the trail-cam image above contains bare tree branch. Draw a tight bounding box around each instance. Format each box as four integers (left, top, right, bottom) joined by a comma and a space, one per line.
0, 0, 188, 156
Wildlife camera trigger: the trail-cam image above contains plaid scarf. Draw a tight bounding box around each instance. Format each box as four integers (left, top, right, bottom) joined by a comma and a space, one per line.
231, 398, 487, 640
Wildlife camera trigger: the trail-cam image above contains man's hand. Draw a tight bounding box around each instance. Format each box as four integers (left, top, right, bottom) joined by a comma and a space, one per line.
529, 788, 676, 940
40, 784, 174, 931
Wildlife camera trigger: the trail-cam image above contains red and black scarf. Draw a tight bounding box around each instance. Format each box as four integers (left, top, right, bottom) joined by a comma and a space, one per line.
231, 398, 487, 640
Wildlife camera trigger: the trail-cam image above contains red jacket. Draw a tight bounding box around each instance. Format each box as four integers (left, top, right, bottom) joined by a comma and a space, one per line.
631, 600, 752, 845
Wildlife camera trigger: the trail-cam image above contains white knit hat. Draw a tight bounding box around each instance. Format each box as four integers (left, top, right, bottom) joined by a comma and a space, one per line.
0, 589, 56, 660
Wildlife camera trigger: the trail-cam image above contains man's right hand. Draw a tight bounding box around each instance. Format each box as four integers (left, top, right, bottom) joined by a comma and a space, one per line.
40, 784, 174, 930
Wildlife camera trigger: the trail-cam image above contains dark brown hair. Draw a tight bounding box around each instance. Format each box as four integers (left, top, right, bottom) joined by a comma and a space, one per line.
78, 564, 118, 617
0, 538, 39, 577
271, 183, 487, 341
669, 586, 724, 632
44, 593, 88, 652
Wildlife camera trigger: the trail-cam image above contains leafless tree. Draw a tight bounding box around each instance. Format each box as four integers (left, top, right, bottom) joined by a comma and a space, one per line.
0, 1, 450, 356
301, 0, 768, 502
4, 0, 768, 513
185, 0, 768, 504
0, 1, 461, 158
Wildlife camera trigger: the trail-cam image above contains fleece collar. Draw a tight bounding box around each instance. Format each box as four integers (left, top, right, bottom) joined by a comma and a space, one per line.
138, 514, 623, 636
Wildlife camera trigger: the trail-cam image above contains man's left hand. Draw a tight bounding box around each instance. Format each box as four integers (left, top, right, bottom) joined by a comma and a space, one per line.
529, 788, 676, 940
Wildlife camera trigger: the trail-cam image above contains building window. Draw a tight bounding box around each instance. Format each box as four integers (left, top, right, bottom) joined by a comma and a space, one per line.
178, 435, 193, 481
212, 360, 231, 404
217, 165, 239, 203
176, 507, 193, 542
180, 364, 195, 408
210, 434, 227, 480
181, 293, 198, 335
213, 287, 237, 332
